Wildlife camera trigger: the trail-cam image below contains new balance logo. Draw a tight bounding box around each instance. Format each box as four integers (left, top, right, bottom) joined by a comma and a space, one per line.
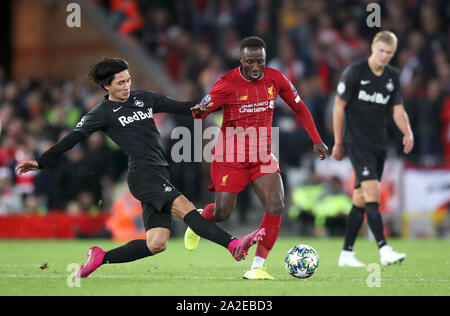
118, 108, 153, 127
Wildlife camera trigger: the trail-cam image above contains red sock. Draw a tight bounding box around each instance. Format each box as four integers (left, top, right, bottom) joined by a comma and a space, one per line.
255, 213, 281, 259
201, 203, 216, 223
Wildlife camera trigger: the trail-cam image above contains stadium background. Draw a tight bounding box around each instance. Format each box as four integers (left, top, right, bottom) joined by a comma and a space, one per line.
0, 0, 449, 241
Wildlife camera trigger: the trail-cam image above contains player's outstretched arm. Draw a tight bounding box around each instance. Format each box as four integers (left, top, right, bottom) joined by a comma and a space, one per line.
153, 93, 211, 116
191, 102, 214, 117
16, 131, 86, 175
277, 72, 326, 159
331, 96, 347, 161
393, 104, 414, 154
285, 97, 328, 160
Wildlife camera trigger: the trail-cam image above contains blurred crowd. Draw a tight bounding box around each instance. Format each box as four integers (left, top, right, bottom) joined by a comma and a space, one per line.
121, 0, 450, 168
1, 0, 449, 225
0, 71, 129, 215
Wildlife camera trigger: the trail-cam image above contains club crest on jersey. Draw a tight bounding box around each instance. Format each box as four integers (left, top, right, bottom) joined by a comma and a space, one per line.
201, 94, 211, 105
337, 82, 346, 95
386, 79, 394, 92
267, 85, 275, 100
221, 174, 229, 186
134, 99, 144, 107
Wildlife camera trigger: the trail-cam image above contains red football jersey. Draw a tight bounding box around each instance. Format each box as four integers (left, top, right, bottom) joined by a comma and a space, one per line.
195, 66, 322, 166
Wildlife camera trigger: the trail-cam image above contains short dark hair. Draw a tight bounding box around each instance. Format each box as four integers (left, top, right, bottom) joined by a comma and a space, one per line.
88, 58, 129, 89
240, 36, 266, 51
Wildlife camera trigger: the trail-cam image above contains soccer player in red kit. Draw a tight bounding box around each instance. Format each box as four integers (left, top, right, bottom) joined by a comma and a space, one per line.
184, 36, 328, 279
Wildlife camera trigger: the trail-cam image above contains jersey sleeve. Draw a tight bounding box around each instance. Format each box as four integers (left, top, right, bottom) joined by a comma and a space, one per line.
336, 65, 359, 101
193, 78, 230, 119
36, 131, 85, 169
277, 72, 323, 144
140, 91, 196, 115
389, 72, 403, 106
73, 104, 107, 137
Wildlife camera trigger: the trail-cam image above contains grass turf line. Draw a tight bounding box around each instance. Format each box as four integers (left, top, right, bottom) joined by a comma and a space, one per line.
0, 238, 449, 296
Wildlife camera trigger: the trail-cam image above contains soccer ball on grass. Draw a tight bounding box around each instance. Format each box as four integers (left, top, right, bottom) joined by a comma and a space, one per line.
285, 244, 319, 279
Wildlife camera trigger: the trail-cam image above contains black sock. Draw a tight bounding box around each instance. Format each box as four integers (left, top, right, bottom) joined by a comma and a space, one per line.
343, 205, 365, 251
183, 210, 235, 248
102, 239, 152, 264
365, 202, 387, 249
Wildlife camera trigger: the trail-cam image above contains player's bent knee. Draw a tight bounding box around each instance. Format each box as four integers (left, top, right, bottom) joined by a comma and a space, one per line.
146, 240, 168, 254
214, 210, 232, 222
362, 188, 380, 203
352, 188, 365, 207
171, 195, 196, 219
266, 200, 284, 216
214, 205, 233, 222
352, 195, 365, 208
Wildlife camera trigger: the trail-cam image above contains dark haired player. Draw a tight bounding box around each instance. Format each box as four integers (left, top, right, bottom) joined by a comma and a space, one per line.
184, 37, 328, 279
331, 31, 413, 267
16, 58, 265, 278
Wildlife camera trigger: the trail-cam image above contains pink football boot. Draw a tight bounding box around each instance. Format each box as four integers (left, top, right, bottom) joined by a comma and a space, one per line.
228, 228, 265, 261
75, 246, 106, 278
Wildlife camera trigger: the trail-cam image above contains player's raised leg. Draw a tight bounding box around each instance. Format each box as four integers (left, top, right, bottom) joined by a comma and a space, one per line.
173, 195, 264, 261
184, 192, 237, 251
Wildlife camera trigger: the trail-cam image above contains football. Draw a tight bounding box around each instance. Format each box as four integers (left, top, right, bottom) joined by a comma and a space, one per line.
285, 244, 319, 279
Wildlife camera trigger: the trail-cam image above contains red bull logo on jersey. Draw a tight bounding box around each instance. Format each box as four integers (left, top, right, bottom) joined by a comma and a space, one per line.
118, 108, 153, 127
358, 90, 390, 105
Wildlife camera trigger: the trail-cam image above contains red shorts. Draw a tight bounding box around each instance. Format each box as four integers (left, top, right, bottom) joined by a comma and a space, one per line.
208, 153, 281, 193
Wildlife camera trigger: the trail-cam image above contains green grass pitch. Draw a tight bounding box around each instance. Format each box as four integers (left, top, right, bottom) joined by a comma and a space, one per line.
0, 238, 449, 296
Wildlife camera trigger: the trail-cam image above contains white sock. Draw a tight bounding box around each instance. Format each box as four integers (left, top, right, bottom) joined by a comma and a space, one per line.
251, 256, 266, 269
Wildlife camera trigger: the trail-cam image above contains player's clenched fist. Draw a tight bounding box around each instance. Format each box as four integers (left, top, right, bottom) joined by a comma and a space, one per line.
191, 102, 213, 117
314, 142, 328, 160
